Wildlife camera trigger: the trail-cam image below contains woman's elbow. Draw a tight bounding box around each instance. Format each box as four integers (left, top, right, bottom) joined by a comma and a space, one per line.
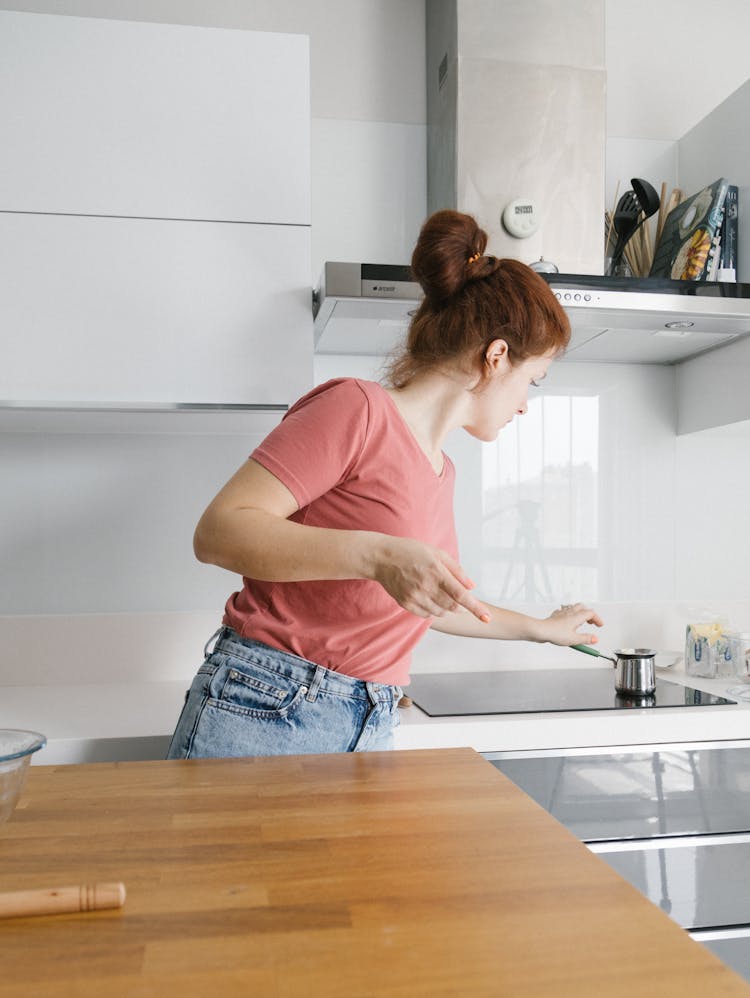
193, 517, 215, 564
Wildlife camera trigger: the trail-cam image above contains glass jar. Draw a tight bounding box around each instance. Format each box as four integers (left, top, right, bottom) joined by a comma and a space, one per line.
727, 632, 750, 681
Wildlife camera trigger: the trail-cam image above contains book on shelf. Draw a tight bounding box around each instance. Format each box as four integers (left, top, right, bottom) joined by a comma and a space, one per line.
649, 177, 729, 281
718, 184, 738, 281
706, 209, 727, 282
707, 233, 722, 281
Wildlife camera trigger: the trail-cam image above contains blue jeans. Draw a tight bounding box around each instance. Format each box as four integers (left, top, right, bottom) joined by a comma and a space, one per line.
166, 628, 402, 759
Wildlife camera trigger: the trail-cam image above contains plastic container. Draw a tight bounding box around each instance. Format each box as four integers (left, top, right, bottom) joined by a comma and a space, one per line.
0, 729, 46, 824
685, 618, 729, 678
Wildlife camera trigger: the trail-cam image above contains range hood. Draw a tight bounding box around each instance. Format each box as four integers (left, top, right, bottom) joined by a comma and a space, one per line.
313, 264, 750, 364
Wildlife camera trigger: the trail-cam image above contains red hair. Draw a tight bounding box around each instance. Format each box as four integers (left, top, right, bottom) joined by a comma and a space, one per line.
386, 209, 570, 388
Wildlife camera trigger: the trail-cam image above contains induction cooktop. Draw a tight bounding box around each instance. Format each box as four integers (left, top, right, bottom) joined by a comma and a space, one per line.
407, 669, 736, 717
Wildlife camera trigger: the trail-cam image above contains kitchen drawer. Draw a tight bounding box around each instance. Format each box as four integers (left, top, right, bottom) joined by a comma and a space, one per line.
592, 836, 750, 930
695, 934, 750, 984
488, 744, 750, 841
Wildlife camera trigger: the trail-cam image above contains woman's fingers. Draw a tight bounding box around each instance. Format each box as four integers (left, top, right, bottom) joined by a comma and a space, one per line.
575, 631, 599, 645
555, 602, 604, 628
374, 538, 490, 623
454, 591, 491, 623
547, 601, 604, 645
439, 556, 491, 622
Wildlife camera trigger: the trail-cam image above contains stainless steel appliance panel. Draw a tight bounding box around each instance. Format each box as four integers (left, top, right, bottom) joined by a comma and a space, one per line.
490, 746, 750, 841
697, 937, 750, 983
597, 839, 750, 929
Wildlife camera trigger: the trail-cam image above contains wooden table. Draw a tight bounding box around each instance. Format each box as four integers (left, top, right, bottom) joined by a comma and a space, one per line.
1, 748, 748, 997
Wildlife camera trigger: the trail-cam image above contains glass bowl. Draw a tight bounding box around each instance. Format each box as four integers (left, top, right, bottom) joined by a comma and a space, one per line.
0, 729, 46, 824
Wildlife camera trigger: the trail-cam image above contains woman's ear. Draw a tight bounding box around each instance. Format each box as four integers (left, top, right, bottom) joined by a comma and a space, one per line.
485, 338, 510, 374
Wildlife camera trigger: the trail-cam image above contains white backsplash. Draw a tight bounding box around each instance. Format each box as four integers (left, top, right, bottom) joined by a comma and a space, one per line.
410, 599, 750, 674
3, 352, 746, 691
314, 352, 750, 661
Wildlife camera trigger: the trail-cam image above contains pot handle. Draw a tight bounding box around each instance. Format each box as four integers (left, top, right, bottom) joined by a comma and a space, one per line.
571, 643, 616, 665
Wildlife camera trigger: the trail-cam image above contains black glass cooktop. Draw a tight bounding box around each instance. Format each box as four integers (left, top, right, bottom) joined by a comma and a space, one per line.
408, 668, 736, 717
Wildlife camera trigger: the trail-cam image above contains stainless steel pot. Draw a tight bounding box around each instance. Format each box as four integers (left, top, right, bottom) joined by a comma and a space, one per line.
572, 644, 657, 696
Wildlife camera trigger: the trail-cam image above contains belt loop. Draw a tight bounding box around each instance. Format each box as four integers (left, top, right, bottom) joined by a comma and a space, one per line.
203, 627, 223, 659
365, 682, 380, 708
306, 664, 326, 702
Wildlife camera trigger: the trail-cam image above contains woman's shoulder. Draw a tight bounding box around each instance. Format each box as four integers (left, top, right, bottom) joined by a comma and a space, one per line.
288, 377, 384, 414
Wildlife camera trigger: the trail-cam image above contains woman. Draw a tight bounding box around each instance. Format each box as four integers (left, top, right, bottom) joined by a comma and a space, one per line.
167, 209, 603, 759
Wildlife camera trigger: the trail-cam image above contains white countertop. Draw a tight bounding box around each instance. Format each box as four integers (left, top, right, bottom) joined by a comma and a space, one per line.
3, 665, 749, 764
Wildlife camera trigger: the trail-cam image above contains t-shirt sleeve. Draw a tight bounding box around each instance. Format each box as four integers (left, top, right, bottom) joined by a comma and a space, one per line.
250, 379, 370, 508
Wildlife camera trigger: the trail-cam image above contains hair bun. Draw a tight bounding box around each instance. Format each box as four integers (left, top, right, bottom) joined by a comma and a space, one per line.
410, 209, 488, 307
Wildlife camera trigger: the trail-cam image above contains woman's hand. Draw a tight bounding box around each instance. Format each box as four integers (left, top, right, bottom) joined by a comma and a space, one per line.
371, 536, 490, 623
539, 602, 604, 646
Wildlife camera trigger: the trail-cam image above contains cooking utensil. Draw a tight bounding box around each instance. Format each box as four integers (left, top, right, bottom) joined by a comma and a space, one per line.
607, 179, 661, 277
607, 191, 641, 275
631, 178, 661, 221
571, 644, 657, 696
0, 882, 126, 920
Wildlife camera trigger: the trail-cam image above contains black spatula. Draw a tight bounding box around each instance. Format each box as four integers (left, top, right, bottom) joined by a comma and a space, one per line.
607, 179, 661, 277
607, 190, 641, 276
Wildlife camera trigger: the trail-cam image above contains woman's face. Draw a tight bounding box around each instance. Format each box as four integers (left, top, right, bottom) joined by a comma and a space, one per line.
464, 342, 555, 441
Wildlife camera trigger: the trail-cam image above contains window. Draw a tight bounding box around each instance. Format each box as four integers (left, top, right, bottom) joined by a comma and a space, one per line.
481, 394, 599, 603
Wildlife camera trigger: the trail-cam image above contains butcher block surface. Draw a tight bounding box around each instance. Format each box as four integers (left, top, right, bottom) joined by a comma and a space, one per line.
1, 747, 748, 997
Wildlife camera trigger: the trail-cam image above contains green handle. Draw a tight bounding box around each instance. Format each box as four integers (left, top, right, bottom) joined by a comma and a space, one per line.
571, 643, 616, 665
571, 643, 602, 657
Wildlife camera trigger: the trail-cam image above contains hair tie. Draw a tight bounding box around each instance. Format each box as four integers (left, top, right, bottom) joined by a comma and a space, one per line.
468, 252, 481, 264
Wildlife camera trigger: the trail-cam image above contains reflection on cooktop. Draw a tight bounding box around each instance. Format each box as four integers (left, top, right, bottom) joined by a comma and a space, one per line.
408, 668, 736, 717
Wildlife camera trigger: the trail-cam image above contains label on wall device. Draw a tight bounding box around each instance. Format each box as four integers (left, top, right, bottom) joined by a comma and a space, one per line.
501, 198, 539, 238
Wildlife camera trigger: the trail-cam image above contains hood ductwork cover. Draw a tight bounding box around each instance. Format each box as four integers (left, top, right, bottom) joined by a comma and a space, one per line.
313, 264, 750, 364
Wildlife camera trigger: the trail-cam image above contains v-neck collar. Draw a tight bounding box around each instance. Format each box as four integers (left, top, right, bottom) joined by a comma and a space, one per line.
378, 383, 447, 479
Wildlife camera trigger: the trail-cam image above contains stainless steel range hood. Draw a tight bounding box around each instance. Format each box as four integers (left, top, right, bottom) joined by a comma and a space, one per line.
313, 263, 750, 364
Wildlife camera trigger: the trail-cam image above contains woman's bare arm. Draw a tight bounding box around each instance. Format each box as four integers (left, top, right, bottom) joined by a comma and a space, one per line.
430, 601, 603, 645
193, 458, 491, 623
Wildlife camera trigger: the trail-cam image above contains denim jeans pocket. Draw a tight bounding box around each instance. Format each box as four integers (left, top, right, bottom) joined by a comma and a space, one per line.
208, 658, 308, 719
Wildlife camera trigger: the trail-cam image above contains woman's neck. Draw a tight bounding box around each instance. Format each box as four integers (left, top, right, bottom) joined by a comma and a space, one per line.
384, 370, 471, 470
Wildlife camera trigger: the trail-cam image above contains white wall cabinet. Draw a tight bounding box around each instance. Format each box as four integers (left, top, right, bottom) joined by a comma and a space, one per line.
0, 212, 310, 405
0, 12, 312, 408
0, 11, 310, 225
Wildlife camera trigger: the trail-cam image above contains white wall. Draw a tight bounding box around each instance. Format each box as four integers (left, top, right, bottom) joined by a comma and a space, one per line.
605, 0, 750, 143
675, 418, 750, 600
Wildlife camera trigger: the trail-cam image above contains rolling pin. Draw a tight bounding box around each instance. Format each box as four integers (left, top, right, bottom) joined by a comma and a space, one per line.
0, 882, 126, 919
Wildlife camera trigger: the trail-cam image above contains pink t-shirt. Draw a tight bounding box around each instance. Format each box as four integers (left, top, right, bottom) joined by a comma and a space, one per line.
222, 378, 459, 686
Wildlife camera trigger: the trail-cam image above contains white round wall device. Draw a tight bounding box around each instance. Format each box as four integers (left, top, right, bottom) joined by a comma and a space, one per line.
501, 198, 539, 238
